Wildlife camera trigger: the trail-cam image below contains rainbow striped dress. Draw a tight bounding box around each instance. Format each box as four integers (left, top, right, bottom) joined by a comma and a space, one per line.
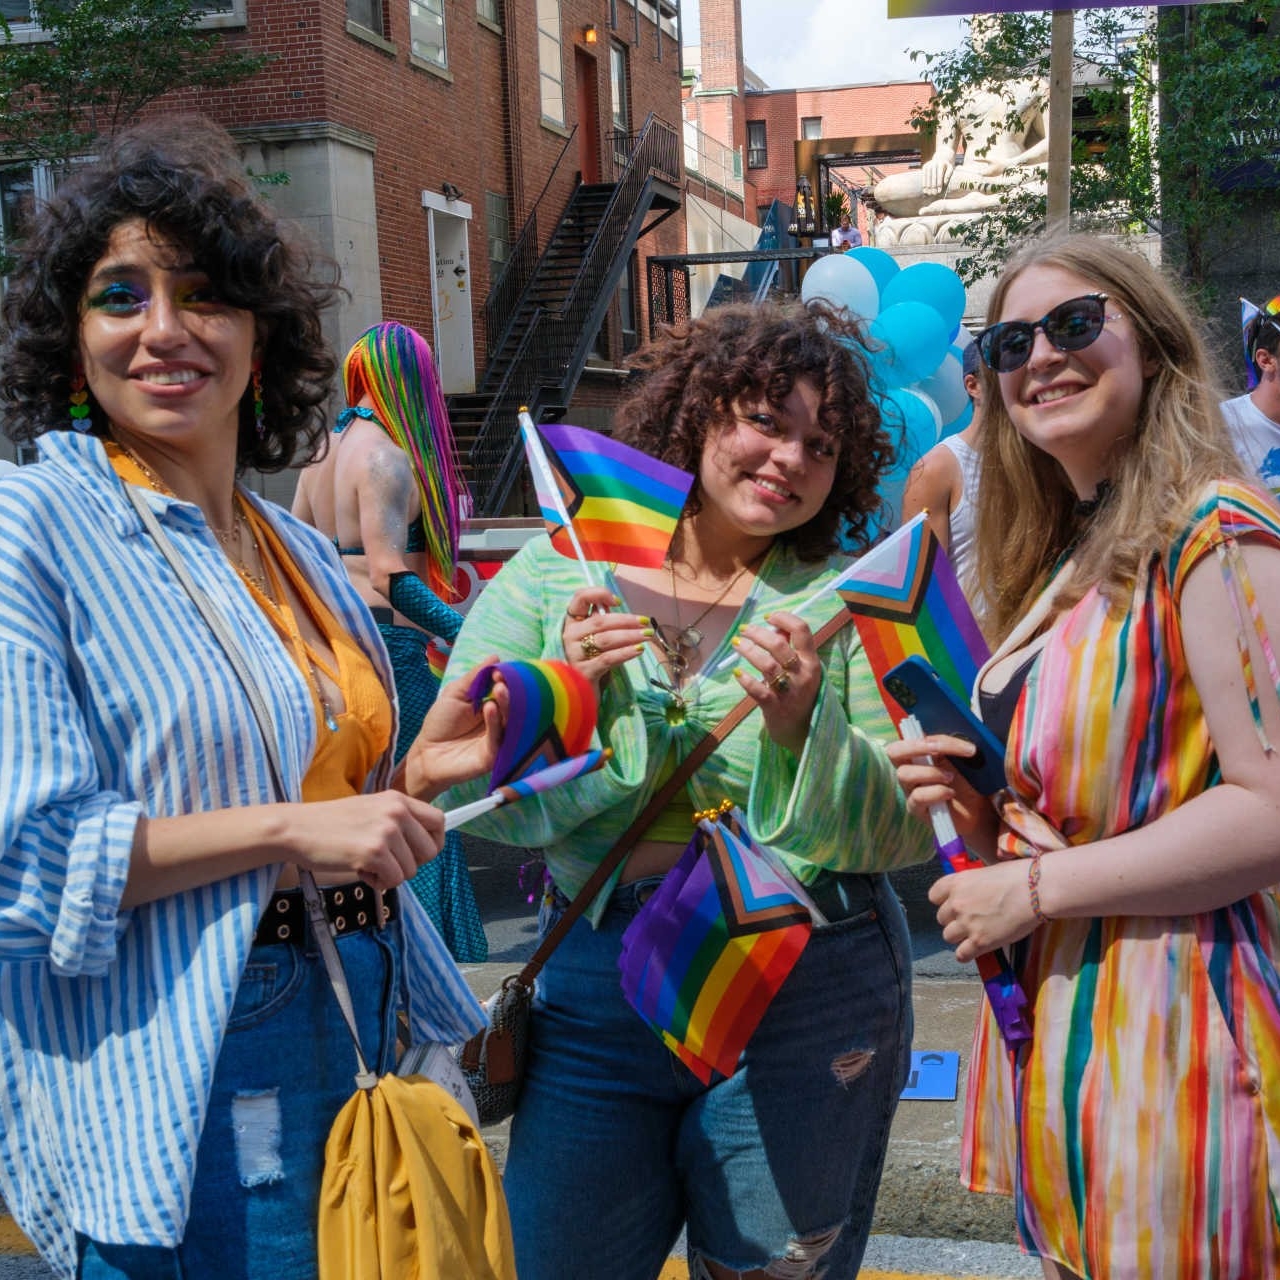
963, 482, 1280, 1278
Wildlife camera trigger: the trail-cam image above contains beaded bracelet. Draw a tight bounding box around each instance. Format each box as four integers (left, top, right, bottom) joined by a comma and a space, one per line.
1027, 851, 1048, 926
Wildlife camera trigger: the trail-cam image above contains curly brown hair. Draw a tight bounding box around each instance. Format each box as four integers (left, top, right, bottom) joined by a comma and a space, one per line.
612, 299, 891, 559
0, 116, 341, 473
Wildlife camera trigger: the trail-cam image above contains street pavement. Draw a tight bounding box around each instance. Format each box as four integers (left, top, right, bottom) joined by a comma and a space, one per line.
0, 844, 1041, 1278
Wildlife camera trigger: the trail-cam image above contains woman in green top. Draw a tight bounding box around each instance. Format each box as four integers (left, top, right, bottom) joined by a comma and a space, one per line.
443, 300, 932, 1280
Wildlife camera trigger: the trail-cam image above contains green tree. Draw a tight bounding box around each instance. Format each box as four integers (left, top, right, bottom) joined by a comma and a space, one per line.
910, 5, 1280, 290
0, 0, 269, 164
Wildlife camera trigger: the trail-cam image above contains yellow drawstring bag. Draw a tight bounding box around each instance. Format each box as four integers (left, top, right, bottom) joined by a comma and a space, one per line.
317, 1072, 515, 1280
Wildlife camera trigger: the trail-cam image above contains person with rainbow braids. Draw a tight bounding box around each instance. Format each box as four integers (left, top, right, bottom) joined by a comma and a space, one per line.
294, 321, 487, 962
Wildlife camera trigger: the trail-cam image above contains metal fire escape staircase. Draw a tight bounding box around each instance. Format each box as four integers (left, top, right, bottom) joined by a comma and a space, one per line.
448, 112, 682, 516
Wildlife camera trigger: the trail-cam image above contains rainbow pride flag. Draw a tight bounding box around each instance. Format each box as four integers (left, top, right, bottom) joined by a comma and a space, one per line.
618, 810, 817, 1084
836, 512, 988, 708
466, 658, 597, 788
525, 422, 693, 569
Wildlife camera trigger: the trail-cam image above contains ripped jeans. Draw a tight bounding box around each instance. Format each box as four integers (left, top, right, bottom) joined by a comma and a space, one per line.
504, 871, 913, 1280
76, 923, 402, 1280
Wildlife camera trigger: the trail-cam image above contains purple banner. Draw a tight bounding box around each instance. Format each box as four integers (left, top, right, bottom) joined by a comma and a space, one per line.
890, 1, 1208, 15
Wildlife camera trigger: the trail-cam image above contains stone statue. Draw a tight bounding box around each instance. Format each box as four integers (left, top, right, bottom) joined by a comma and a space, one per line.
873, 77, 1049, 245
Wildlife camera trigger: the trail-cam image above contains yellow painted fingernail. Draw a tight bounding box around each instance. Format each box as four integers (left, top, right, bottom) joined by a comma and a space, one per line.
638, 615, 651, 626
732, 667, 745, 680
642, 627, 655, 638
731, 637, 741, 648
634, 643, 646, 653
611, 594, 622, 605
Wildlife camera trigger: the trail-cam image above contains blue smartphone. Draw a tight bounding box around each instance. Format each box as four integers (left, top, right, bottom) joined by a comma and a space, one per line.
882, 655, 1008, 795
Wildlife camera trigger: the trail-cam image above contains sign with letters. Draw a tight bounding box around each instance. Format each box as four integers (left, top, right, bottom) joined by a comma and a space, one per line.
890, 1, 1215, 15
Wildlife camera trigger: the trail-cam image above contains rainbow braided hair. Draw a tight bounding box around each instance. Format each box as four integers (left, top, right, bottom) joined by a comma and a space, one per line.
342, 322, 467, 599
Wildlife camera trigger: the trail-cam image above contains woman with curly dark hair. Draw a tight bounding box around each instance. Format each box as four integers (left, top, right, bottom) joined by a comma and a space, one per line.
0, 116, 505, 1279
442, 299, 933, 1279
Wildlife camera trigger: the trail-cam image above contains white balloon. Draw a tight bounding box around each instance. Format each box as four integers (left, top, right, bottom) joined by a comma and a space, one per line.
800, 254, 880, 320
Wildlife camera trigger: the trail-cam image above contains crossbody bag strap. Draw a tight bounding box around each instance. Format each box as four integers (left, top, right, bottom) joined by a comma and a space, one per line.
127, 486, 378, 1088
515, 607, 853, 989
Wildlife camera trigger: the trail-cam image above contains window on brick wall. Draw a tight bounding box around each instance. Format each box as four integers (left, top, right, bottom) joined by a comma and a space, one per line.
485, 191, 511, 273
1, 160, 68, 286
801, 116, 822, 141
477, 0, 500, 22
617, 252, 638, 355
410, 0, 446, 66
0, 0, 243, 38
537, 0, 565, 126
347, 0, 383, 35
747, 121, 767, 170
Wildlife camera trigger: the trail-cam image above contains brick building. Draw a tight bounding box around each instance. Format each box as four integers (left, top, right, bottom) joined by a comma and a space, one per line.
0, 0, 688, 509
743, 79, 932, 243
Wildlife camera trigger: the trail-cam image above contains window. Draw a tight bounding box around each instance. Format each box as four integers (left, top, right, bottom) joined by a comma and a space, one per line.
610, 42, 629, 133
410, 0, 446, 66
537, 0, 564, 126
618, 252, 638, 355
477, 0, 500, 22
485, 191, 511, 272
801, 116, 822, 141
0, 160, 62, 281
347, 0, 383, 34
747, 121, 767, 170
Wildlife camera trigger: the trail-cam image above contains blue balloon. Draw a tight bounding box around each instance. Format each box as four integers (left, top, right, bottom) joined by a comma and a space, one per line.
846, 246, 900, 299
873, 387, 943, 529
881, 262, 968, 341
940, 399, 974, 439
869, 301, 951, 388
799, 253, 879, 320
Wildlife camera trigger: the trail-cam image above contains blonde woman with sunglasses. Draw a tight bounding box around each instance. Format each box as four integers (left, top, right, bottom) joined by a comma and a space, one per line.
889, 236, 1280, 1279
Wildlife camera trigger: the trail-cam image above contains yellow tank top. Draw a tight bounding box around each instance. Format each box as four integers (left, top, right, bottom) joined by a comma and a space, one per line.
107, 445, 392, 801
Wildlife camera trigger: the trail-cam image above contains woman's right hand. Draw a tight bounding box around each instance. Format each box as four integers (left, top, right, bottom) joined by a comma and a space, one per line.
284, 791, 446, 892
885, 732, 998, 847
561, 586, 649, 685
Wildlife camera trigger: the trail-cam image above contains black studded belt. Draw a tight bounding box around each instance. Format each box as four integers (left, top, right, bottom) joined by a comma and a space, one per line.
254, 881, 398, 948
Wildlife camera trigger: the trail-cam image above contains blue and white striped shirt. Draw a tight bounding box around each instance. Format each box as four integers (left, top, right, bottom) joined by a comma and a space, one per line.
0, 432, 484, 1277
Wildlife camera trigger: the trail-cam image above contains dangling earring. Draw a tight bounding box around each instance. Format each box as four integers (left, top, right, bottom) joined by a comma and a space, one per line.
68, 371, 92, 433
252, 367, 265, 439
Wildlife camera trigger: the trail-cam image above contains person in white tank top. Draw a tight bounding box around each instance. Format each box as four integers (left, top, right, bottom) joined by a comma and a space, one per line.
901, 341, 985, 600
1220, 300, 1280, 495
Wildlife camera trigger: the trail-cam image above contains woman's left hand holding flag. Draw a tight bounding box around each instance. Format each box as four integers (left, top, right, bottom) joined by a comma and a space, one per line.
562, 585, 650, 689
397, 656, 510, 801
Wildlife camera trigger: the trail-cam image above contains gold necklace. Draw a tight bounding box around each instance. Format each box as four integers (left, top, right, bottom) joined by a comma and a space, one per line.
649, 552, 764, 723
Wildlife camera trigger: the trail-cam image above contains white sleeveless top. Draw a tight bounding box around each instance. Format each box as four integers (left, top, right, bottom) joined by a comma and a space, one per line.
941, 433, 981, 591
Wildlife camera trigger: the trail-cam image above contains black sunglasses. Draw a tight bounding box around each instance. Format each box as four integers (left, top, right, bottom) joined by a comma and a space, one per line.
977, 294, 1122, 374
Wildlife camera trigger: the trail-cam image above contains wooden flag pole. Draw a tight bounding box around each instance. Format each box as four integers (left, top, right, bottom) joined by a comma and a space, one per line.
1047, 8, 1075, 237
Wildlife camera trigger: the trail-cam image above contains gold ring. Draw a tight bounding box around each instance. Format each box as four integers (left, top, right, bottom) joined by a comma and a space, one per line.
769, 671, 791, 693
782, 653, 800, 671
579, 633, 603, 660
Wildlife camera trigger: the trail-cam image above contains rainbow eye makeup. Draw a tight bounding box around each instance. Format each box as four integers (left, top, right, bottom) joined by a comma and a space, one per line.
84, 277, 223, 316
86, 282, 147, 315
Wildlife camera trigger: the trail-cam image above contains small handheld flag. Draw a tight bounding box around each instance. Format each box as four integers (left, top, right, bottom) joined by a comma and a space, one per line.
520, 417, 694, 570
618, 808, 819, 1084
836, 511, 988, 707
442, 747, 611, 831
466, 658, 597, 789
899, 715, 1031, 1050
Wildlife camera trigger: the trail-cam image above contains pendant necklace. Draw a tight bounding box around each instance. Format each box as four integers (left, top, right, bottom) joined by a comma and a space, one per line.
650, 551, 763, 722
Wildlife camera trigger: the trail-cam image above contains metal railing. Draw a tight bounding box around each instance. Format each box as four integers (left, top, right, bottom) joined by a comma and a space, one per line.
467, 113, 681, 511
482, 123, 578, 358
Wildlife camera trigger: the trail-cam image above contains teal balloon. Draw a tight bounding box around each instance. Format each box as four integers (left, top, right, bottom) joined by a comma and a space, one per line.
846, 246, 899, 299
869, 301, 950, 388
881, 262, 967, 339
800, 253, 879, 320
940, 399, 974, 439
874, 387, 942, 528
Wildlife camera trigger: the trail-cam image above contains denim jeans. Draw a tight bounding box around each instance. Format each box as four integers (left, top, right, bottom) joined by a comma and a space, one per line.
76, 923, 402, 1280
504, 871, 913, 1280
